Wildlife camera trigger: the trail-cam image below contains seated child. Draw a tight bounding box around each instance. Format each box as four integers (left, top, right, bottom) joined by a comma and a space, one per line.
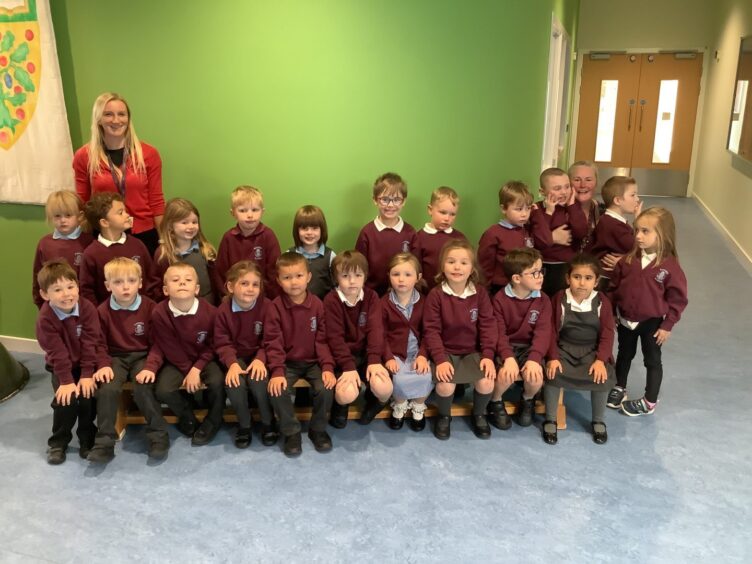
413, 186, 467, 291
478, 181, 551, 295
265, 252, 336, 456
544, 254, 616, 445
288, 205, 336, 299
33, 190, 93, 309
214, 261, 277, 449
355, 172, 416, 295
142, 264, 225, 446
215, 185, 281, 298
79, 192, 152, 304
89, 258, 165, 463
324, 251, 391, 427
489, 248, 551, 430
35, 260, 100, 465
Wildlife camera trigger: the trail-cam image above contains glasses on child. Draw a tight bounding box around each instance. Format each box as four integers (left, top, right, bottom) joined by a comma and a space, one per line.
377, 197, 404, 206
522, 268, 545, 279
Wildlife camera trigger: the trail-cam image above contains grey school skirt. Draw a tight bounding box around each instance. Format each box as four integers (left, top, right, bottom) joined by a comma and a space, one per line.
432, 352, 486, 385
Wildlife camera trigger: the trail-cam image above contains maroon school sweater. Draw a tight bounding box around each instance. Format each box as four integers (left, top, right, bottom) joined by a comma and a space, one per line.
79, 235, 152, 305
609, 255, 688, 331
413, 228, 467, 289
548, 290, 615, 363
589, 213, 635, 260
355, 220, 417, 295
36, 300, 101, 384
144, 298, 217, 374
215, 223, 281, 298
381, 292, 426, 361
213, 297, 270, 368
492, 289, 552, 364
97, 296, 156, 365
323, 288, 383, 371
531, 202, 588, 262
32, 233, 94, 309
264, 292, 334, 377
422, 284, 497, 363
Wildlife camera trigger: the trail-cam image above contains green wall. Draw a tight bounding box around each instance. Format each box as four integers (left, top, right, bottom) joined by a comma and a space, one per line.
1, 0, 579, 339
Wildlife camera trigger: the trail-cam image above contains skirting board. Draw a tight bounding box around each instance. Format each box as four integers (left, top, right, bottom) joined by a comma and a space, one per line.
0, 335, 43, 355
693, 194, 752, 277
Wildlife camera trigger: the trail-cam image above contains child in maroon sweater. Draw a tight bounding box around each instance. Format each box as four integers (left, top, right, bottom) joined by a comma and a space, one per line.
88, 258, 165, 463
355, 172, 416, 295
265, 252, 336, 456
423, 240, 497, 440
489, 248, 551, 431
214, 261, 277, 449
143, 264, 225, 446
215, 185, 281, 298
79, 192, 151, 304
324, 251, 390, 428
608, 207, 688, 417
35, 260, 100, 465
32, 190, 93, 309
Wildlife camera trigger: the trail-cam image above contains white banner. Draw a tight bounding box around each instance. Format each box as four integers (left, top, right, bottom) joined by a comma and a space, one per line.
0, 0, 73, 204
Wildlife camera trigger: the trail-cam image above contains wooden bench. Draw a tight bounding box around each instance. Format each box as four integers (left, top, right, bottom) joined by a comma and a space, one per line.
115, 381, 566, 438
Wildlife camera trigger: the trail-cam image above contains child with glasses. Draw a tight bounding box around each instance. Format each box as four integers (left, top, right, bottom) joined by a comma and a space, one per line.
355, 172, 416, 295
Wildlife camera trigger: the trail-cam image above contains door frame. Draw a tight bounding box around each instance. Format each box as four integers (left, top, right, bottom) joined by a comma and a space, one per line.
570, 48, 709, 197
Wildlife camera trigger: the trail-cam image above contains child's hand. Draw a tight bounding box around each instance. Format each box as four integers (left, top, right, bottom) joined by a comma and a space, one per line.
566, 185, 576, 206
480, 358, 496, 380
339, 370, 361, 388
135, 369, 156, 384
544, 192, 557, 215
589, 360, 608, 384
521, 360, 543, 386
94, 366, 114, 383
268, 375, 287, 397
366, 364, 390, 386
546, 360, 562, 380
601, 253, 623, 272
499, 357, 520, 384
55, 383, 78, 406
183, 367, 202, 393
435, 361, 454, 382
78, 378, 97, 399
322, 370, 336, 390
552, 224, 572, 246
654, 329, 671, 346
248, 359, 268, 381
225, 362, 244, 388
414, 355, 430, 374
385, 359, 399, 374
635, 200, 644, 217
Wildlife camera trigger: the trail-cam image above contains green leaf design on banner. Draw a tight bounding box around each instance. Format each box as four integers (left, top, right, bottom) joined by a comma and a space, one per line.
10, 43, 29, 63
7, 93, 26, 106
0, 102, 15, 133
13, 67, 34, 92
0, 31, 14, 52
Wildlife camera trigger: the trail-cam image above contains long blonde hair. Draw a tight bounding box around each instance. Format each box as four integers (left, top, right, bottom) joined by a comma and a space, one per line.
87, 92, 146, 180
157, 198, 216, 265
625, 206, 678, 266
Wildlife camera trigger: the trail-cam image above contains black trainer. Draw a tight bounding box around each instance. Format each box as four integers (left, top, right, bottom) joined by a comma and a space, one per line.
434, 415, 451, 440
471, 415, 491, 439
283, 433, 302, 457
517, 397, 535, 427
47, 447, 66, 465
191, 423, 218, 446
607, 387, 626, 409
307, 429, 333, 452
261, 423, 279, 446
329, 402, 349, 429
234, 427, 252, 449
487, 400, 512, 430
87, 445, 115, 464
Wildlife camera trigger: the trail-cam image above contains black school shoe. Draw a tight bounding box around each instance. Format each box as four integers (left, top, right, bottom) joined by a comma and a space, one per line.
191, 422, 218, 446
542, 420, 558, 445
261, 423, 279, 446
359, 393, 387, 425
329, 402, 349, 429
234, 427, 252, 449
79, 442, 94, 460
471, 415, 491, 439
283, 433, 302, 457
148, 439, 169, 460
487, 400, 512, 430
388, 415, 404, 430
591, 421, 608, 444
409, 416, 426, 432
87, 445, 115, 464
178, 415, 199, 437
307, 429, 333, 452
47, 447, 66, 465
433, 415, 451, 440
517, 398, 535, 427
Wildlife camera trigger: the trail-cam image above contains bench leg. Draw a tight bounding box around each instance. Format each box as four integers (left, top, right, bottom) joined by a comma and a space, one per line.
556, 388, 567, 430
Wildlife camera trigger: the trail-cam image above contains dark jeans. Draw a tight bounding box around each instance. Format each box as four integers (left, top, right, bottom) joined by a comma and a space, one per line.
48, 367, 97, 450
155, 361, 225, 430
95, 352, 167, 447
269, 361, 333, 436
224, 357, 274, 429
615, 317, 664, 403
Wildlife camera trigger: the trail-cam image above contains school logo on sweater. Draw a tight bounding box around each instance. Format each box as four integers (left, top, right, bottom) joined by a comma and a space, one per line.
134, 322, 145, 336
254, 321, 263, 336
655, 269, 669, 284
253, 246, 263, 260
309, 316, 317, 332
524, 237, 534, 248
73, 252, 83, 266
528, 310, 540, 324
76, 323, 82, 337
470, 308, 478, 322
131, 255, 141, 264
358, 312, 367, 327
401, 240, 410, 252
196, 331, 207, 344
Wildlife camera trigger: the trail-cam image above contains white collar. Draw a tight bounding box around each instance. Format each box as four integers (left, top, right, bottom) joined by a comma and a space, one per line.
565, 288, 598, 312
374, 216, 404, 232
605, 209, 628, 224
441, 281, 476, 299
422, 222, 453, 235
53, 226, 82, 240
110, 294, 142, 311
641, 251, 657, 268
98, 233, 127, 247
336, 288, 364, 307
503, 284, 541, 300
168, 298, 199, 317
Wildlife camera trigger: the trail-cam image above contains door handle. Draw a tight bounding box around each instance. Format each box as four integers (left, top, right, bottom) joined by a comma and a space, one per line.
639, 99, 646, 132
628, 99, 636, 131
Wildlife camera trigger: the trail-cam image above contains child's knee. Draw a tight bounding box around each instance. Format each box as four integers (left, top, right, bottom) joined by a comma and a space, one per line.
474, 379, 494, 394
435, 382, 455, 397
335, 383, 359, 405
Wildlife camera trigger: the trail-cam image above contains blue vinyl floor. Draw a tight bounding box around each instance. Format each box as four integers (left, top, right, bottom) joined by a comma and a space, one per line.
1, 197, 751, 563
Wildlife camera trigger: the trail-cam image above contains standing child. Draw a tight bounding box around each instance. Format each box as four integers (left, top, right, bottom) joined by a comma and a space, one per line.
544, 254, 616, 445
35, 260, 100, 464
288, 205, 336, 300
607, 207, 688, 416
413, 186, 467, 291
355, 172, 417, 295
215, 185, 282, 298
151, 198, 217, 304
33, 190, 94, 309
324, 251, 391, 427
423, 240, 498, 440
214, 261, 278, 449
382, 253, 433, 431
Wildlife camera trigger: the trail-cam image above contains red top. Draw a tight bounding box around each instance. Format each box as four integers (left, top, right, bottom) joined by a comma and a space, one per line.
477, 219, 551, 288
215, 223, 281, 299
73, 142, 165, 234
96, 296, 156, 365
213, 297, 270, 368
492, 289, 552, 363
413, 228, 467, 290
355, 220, 417, 295
79, 236, 152, 305
531, 202, 588, 262
548, 290, 615, 363
323, 288, 383, 371
590, 214, 635, 260
32, 233, 94, 309
381, 293, 426, 361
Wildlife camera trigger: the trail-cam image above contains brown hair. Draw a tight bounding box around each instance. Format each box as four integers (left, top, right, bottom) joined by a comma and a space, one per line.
502, 248, 542, 280
430, 186, 459, 206
331, 250, 369, 278
84, 192, 123, 229
276, 251, 309, 273
37, 259, 78, 292
224, 260, 263, 300
626, 207, 679, 266
157, 198, 216, 265
292, 205, 328, 247
567, 253, 601, 278
388, 252, 426, 293
103, 257, 142, 281
373, 172, 407, 199
601, 176, 636, 208
499, 181, 533, 208
539, 167, 568, 189
435, 239, 481, 286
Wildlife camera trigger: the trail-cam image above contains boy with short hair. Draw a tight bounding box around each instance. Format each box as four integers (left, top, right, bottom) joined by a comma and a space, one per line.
413, 186, 467, 290
265, 252, 336, 456
215, 185, 282, 297
324, 251, 390, 427
590, 176, 641, 268
143, 264, 225, 446
489, 248, 552, 430
79, 192, 152, 304
35, 260, 100, 465
355, 172, 417, 295
88, 258, 166, 463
